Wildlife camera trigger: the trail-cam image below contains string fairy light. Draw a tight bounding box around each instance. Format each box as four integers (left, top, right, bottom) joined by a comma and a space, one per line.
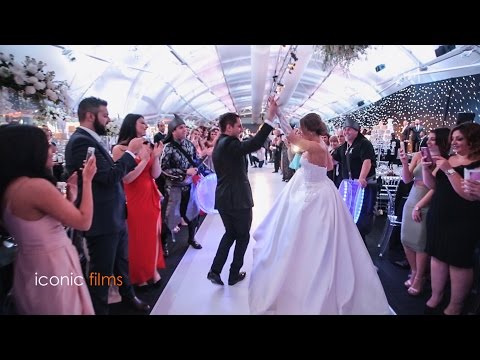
328, 74, 480, 134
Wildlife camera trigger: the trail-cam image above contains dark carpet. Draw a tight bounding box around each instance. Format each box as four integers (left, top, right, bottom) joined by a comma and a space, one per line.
109, 214, 433, 315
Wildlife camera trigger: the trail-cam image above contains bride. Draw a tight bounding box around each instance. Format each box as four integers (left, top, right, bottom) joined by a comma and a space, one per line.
248, 108, 392, 315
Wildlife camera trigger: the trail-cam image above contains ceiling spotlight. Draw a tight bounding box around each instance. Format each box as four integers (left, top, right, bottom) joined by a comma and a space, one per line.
276, 82, 285, 93
62, 48, 76, 62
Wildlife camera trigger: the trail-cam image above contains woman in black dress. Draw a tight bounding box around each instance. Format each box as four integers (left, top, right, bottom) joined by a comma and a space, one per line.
422, 122, 480, 315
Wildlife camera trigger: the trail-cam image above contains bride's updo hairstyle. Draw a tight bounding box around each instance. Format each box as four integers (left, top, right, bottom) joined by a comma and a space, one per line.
300, 113, 328, 136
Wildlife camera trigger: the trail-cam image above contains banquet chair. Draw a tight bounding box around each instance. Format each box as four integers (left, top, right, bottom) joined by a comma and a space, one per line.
376, 175, 401, 214
377, 185, 402, 257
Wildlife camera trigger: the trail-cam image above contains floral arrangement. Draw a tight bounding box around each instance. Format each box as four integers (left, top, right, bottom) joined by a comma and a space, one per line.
40, 105, 71, 123
105, 118, 121, 136
0, 52, 71, 108
313, 45, 370, 70
184, 119, 196, 129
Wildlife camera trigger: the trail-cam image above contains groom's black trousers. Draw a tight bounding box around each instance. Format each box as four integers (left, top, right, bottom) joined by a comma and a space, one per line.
211, 208, 253, 279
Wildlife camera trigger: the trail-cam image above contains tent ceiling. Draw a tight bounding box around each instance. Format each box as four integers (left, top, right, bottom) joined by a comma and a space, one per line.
1, 44, 480, 124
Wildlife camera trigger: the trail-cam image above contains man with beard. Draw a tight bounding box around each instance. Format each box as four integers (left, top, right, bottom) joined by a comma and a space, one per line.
65, 97, 150, 315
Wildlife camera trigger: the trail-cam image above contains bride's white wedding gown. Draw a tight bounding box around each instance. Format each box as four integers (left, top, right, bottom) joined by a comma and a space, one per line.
248, 155, 392, 315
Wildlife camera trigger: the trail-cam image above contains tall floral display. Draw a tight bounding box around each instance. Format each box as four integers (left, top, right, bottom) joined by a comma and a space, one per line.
0, 52, 72, 130
313, 45, 370, 70
102, 117, 121, 154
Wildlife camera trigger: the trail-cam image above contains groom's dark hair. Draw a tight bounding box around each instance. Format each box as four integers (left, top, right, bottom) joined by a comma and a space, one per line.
219, 112, 239, 133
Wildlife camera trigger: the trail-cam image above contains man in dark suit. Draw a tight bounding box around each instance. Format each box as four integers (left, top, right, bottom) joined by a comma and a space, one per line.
65, 96, 150, 315
419, 130, 428, 148
207, 99, 278, 286
400, 120, 411, 152
153, 119, 166, 144
387, 133, 401, 165
410, 119, 425, 153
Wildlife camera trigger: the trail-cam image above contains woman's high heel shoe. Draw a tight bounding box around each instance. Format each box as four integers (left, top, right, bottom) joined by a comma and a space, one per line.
404, 271, 416, 288
407, 277, 425, 296
407, 286, 422, 296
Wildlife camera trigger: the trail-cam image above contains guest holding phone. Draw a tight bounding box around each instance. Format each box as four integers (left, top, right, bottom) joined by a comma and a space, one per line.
65, 97, 150, 314
112, 114, 165, 287
0, 124, 96, 314
398, 128, 450, 296
463, 175, 480, 201
422, 122, 480, 315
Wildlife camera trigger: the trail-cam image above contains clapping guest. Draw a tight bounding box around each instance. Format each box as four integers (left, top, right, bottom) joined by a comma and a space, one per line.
112, 114, 165, 287
0, 124, 96, 315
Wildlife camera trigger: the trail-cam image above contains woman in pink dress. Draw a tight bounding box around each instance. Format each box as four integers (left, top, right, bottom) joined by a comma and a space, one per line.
0, 124, 97, 315
112, 114, 165, 286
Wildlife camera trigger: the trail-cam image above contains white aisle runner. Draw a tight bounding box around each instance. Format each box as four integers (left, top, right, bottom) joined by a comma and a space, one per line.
151, 165, 285, 315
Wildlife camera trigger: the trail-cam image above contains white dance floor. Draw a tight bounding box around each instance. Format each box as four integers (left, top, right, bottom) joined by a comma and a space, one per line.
150, 164, 395, 315
151, 164, 285, 315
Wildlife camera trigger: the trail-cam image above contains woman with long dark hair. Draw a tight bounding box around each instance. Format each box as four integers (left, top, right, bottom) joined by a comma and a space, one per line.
0, 124, 96, 314
112, 114, 165, 287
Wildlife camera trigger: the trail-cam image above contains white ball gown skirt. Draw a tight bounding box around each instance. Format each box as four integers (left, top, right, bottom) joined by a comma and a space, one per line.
248, 157, 392, 315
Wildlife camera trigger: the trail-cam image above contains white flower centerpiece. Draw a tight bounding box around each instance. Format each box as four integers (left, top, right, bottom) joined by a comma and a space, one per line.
0, 53, 72, 108
36, 105, 72, 132
106, 118, 121, 136
313, 45, 370, 70
103, 117, 122, 153
0, 52, 73, 128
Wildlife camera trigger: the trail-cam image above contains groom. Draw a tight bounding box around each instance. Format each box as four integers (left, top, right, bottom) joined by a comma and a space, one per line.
207, 99, 278, 286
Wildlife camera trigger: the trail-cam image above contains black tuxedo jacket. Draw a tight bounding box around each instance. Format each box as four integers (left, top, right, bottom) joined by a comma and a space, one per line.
65, 128, 137, 237
213, 123, 273, 210
410, 125, 425, 141
401, 125, 411, 141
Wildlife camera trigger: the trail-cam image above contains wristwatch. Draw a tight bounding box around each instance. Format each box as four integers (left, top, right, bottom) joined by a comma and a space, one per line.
446, 168, 456, 176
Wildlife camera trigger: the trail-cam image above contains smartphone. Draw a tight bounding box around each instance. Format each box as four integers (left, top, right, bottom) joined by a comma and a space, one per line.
420, 147, 432, 163
86, 147, 95, 161
464, 168, 480, 181
399, 141, 405, 153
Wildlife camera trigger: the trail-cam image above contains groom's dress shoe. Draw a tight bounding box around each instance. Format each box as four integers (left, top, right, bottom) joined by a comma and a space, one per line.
228, 271, 246, 286
207, 271, 224, 285
162, 243, 170, 257
188, 240, 202, 249
124, 296, 151, 313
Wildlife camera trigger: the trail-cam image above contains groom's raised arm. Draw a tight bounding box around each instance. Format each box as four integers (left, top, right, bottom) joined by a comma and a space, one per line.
230, 97, 278, 156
